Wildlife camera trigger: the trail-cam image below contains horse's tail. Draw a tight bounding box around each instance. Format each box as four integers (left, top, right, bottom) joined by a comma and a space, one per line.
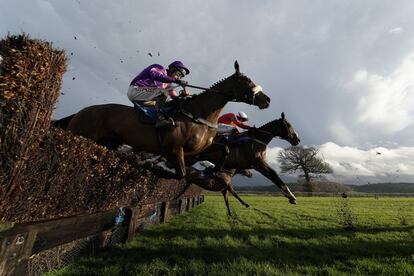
51, 114, 76, 130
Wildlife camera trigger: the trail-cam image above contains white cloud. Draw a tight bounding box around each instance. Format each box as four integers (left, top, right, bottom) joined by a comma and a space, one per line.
345, 52, 414, 134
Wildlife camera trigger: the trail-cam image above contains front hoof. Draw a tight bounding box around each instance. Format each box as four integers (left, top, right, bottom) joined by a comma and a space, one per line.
245, 204, 250, 208
289, 198, 297, 204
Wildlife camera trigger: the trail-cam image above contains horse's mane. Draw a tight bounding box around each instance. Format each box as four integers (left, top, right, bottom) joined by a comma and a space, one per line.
258, 118, 279, 130
208, 77, 228, 90
187, 76, 229, 101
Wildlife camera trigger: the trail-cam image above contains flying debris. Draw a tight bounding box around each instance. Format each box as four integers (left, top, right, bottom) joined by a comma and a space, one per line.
120, 59, 123, 63
72, 77, 76, 80
157, 51, 160, 56
376, 152, 382, 155
147, 52, 153, 57
74, 36, 77, 40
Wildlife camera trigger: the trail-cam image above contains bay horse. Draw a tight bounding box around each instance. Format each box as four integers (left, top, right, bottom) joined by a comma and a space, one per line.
184, 168, 251, 216
58, 61, 270, 178
190, 112, 300, 204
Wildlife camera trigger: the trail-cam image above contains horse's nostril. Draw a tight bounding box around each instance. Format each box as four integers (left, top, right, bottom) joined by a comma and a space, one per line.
266, 96, 271, 102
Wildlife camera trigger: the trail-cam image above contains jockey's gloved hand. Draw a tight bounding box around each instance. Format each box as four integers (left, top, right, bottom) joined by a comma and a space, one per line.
179, 89, 190, 97
174, 79, 188, 86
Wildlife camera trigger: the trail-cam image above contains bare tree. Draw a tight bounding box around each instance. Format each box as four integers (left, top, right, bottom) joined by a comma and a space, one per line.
278, 146, 333, 192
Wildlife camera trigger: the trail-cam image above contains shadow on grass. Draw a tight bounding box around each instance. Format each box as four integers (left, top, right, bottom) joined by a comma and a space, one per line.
70, 223, 414, 275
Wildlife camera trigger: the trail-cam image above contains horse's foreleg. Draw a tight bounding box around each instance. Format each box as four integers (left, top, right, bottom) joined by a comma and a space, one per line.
254, 161, 297, 204
212, 144, 230, 172
227, 184, 249, 208
174, 146, 186, 178
222, 189, 232, 216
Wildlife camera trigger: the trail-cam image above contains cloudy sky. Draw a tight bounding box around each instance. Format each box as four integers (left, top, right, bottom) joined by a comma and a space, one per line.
2, 0, 414, 184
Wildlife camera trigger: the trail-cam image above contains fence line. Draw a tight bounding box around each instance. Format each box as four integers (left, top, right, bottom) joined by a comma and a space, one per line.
0, 195, 205, 276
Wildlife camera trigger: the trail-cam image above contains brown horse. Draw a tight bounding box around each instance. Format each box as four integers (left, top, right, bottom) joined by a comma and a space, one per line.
190, 112, 300, 203
60, 61, 270, 178
184, 168, 251, 216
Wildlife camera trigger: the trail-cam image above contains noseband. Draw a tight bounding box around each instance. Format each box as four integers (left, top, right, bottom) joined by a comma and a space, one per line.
228, 85, 263, 105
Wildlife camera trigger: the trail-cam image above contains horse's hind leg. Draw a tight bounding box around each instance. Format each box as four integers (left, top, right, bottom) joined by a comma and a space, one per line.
228, 184, 249, 208
175, 183, 191, 200
222, 190, 232, 216
51, 113, 76, 130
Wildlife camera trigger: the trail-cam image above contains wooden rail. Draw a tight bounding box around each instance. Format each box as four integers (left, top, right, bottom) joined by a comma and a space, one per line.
0, 195, 205, 276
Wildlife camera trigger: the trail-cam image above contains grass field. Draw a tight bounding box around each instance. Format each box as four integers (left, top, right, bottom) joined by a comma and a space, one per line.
49, 195, 414, 276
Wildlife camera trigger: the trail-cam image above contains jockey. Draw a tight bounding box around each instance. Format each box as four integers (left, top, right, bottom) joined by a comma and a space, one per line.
191, 160, 216, 177
217, 112, 251, 135
127, 60, 190, 128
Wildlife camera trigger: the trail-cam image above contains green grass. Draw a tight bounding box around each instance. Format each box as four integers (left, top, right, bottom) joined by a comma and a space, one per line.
48, 196, 414, 276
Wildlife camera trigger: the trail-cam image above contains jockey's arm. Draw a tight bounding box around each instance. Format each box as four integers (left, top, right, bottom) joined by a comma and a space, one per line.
234, 119, 250, 129
149, 68, 175, 83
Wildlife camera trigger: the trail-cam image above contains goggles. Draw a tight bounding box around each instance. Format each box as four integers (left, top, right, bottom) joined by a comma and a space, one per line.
172, 67, 186, 78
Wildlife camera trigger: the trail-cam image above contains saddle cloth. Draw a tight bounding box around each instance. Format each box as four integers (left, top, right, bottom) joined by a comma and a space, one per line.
133, 102, 175, 124
215, 134, 251, 145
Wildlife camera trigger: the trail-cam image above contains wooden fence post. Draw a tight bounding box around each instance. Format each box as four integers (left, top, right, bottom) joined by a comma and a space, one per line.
177, 199, 183, 214
0, 230, 37, 276
159, 202, 169, 223
185, 198, 190, 211
126, 208, 138, 242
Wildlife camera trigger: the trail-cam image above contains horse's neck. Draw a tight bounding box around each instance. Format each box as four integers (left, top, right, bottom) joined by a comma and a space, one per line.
255, 120, 280, 144
183, 81, 231, 123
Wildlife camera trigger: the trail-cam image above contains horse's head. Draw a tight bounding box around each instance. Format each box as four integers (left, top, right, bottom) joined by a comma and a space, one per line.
275, 112, 300, 146
223, 61, 271, 109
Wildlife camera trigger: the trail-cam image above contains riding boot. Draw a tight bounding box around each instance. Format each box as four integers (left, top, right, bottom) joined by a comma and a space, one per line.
155, 94, 174, 129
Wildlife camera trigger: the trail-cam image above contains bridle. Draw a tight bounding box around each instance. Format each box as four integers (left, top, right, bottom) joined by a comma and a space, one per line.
176, 78, 261, 128
183, 80, 262, 105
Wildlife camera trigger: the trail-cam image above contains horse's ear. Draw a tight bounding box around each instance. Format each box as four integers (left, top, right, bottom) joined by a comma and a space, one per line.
281, 112, 285, 120
234, 60, 240, 74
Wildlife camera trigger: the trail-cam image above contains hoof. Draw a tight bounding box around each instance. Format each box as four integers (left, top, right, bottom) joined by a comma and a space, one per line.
289, 198, 297, 204
245, 204, 250, 208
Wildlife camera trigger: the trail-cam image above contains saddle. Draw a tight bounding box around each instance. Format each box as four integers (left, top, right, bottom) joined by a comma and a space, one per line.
133, 101, 177, 124
215, 133, 251, 145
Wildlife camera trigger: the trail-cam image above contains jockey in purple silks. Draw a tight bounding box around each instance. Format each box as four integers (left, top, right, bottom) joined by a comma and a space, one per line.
128, 61, 190, 128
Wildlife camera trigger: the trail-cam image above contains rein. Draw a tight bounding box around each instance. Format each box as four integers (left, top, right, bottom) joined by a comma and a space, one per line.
176, 80, 261, 128
179, 109, 218, 129
247, 127, 273, 145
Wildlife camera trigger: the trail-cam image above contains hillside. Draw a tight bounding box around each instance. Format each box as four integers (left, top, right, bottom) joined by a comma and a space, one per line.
346, 183, 414, 193
235, 181, 414, 194
236, 181, 351, 193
